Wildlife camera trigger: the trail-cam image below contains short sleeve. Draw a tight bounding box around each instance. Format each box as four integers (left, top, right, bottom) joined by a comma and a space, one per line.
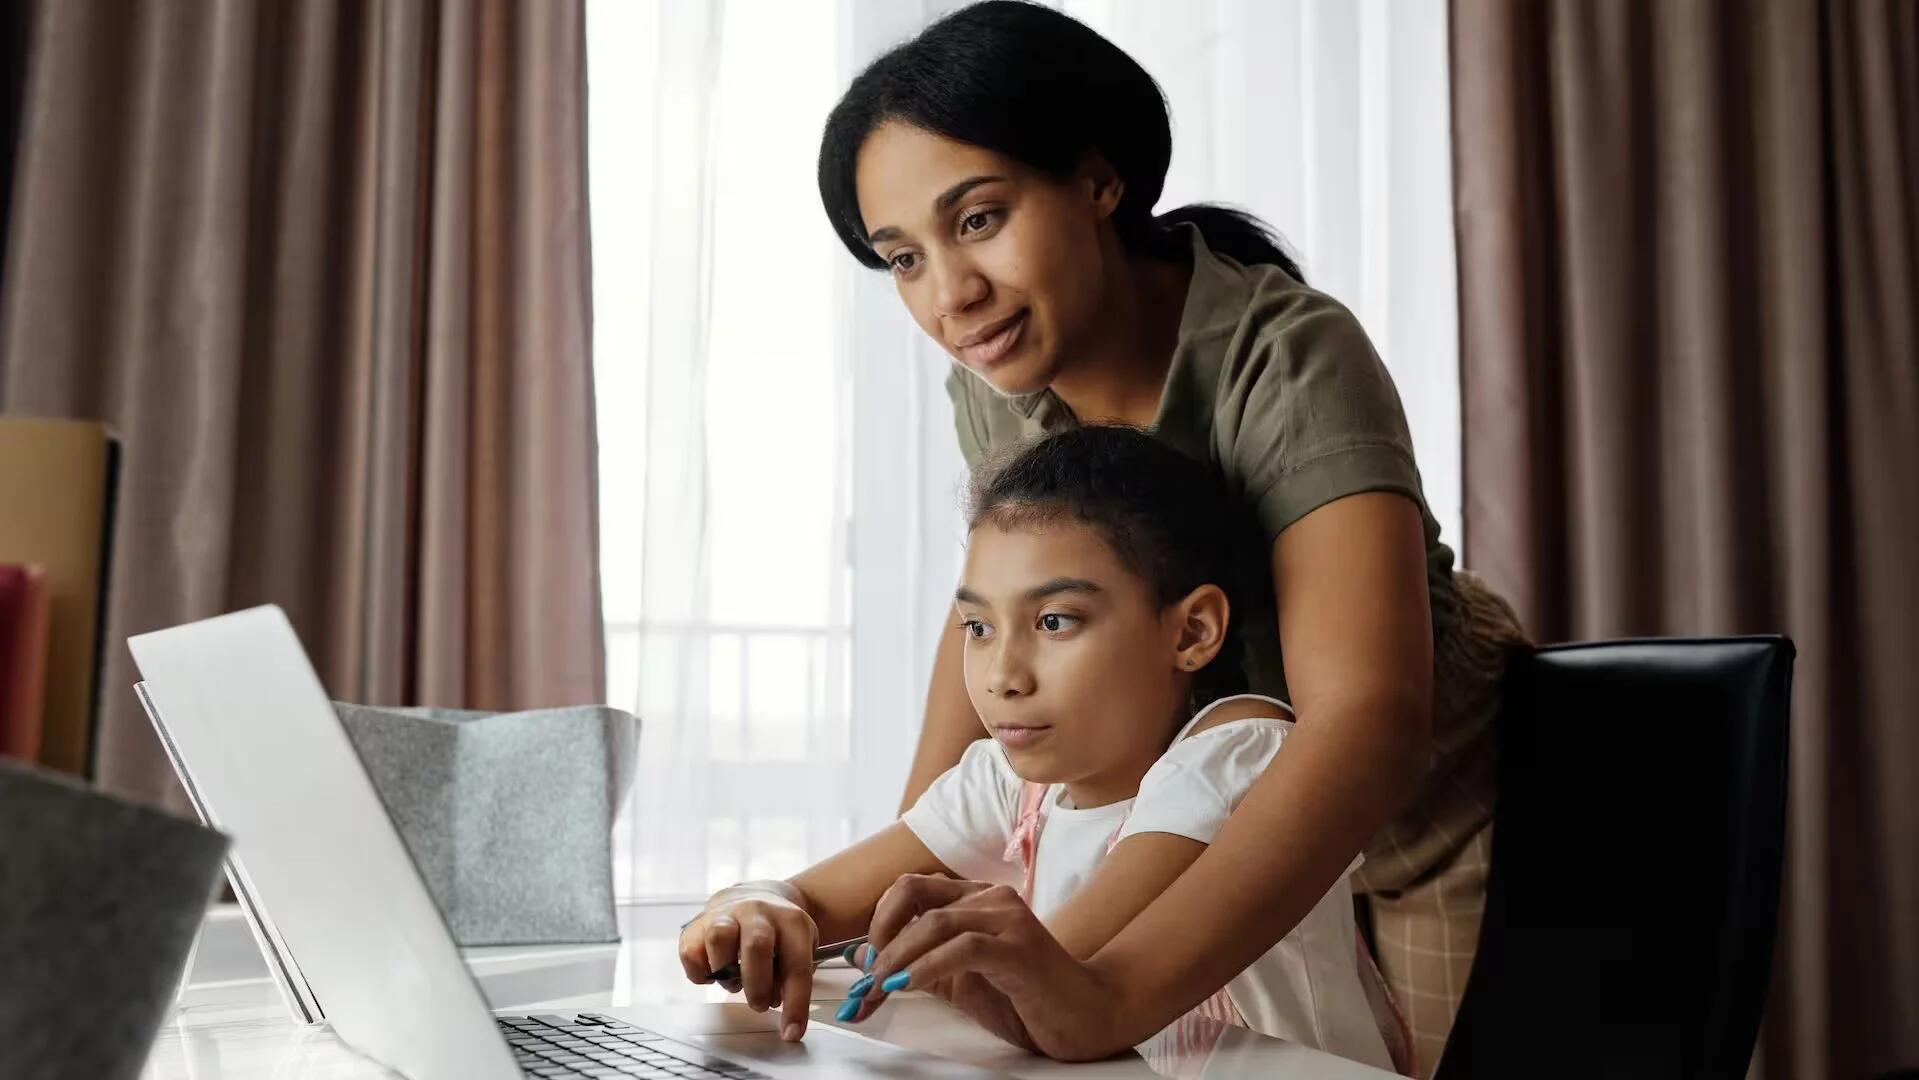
1118, 718, 1364, 876
1117, 719, 1292, 846
902, 737, 1024, 884
944, 366, 993, 471
1216, 297, 1427, 542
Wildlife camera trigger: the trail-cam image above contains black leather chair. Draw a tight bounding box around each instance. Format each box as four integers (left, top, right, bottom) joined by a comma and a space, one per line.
1435, 636, 1793, 1080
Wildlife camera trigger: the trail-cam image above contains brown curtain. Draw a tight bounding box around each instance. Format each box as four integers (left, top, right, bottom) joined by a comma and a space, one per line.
1452, 1, 1918, 1077
0, 0, 606, 814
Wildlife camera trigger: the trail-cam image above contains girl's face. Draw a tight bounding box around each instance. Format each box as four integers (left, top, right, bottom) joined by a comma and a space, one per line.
854, 122, 1123, 398
954, 519, 1229, 806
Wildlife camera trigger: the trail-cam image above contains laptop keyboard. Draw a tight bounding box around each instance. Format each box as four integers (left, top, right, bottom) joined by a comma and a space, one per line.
500, 1012, 770, 1079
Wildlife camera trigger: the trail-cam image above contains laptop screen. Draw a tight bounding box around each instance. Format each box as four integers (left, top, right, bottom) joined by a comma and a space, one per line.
129, 606, 517, 1079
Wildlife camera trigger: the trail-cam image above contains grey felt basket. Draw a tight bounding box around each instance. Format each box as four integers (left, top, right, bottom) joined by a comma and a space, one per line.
333, 703, 639, 947
0, 760, 230, 1080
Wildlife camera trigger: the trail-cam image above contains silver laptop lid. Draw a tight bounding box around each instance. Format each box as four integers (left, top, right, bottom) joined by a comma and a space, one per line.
128, 605, 516, 1079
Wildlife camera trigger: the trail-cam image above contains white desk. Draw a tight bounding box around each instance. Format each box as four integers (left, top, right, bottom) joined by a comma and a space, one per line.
143, 904, 1396, 1079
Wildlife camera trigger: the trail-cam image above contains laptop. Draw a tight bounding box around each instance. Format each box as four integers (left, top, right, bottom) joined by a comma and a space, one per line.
129, 605, 1001, 1079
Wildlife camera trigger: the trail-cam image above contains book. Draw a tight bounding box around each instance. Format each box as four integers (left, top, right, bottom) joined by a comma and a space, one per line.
0, 563, 52, 760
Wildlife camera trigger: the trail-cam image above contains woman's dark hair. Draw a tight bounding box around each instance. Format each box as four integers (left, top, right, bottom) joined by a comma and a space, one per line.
818, 0, 1304, 281
966, 424, 1254, 708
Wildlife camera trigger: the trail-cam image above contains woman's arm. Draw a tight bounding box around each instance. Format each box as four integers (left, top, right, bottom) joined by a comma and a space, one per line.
1042, 834, 1210, 959
1033, 699, 1280, 958
1091, 490, 1433, 1038
1045, 699, 1287, 957
897, 602, 985, 813
854, 491, 1434, 1059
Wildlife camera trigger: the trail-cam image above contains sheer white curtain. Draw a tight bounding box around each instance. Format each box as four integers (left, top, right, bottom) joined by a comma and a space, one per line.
590, 0, 861, 900
1060, 0, 1463, 550
587, 0, 1458, 902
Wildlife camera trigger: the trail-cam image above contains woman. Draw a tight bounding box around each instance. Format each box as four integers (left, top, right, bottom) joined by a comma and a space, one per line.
811, 2, 1527, 1071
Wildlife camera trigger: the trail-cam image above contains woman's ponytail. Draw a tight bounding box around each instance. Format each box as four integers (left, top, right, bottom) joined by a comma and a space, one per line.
1152, 204, 1306, 283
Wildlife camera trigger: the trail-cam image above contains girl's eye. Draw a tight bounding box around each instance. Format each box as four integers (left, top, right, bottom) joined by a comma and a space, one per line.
1039, 613, 1079, 633
959, 209, 999, 236
957, 618, 991, 640
888, 251, 920, 275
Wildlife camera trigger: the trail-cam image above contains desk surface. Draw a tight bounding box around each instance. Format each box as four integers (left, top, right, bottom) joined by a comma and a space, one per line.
143, 905, 1396, 1079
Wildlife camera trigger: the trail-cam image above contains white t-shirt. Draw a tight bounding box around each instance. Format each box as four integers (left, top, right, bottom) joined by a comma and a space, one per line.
903, 694, 1395, 1072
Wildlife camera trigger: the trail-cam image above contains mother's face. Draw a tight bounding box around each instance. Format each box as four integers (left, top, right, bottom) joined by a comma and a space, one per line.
854, 122, 1121, 397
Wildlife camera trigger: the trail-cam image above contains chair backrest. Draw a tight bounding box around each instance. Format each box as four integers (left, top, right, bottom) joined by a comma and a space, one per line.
1436, 636, 1793, 1080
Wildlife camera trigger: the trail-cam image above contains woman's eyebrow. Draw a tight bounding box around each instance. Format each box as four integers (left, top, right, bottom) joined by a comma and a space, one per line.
933, 174, 1005, 212
865, 175, 1007, 245
954, 578, 1104, 607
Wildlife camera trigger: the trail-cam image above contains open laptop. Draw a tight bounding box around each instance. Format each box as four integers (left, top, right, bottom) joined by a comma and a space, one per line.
129, 605, 1001, 1079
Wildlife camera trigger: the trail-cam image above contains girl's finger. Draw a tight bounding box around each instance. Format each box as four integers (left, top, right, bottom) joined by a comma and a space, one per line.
702, 916, 741, 986
779, 962, 809, 1035
678, 925, 715, 984
737, 916, 780, 1011
776, 915, 816, 1040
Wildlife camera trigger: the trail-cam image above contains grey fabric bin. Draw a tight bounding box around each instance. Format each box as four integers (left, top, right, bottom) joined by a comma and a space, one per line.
0, 760, 230, 1080
334, 703, 638, 946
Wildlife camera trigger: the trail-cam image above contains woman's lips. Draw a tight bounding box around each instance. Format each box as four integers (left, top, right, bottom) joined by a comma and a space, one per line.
992, 724, 1052, 750
958, 310, 1027, 369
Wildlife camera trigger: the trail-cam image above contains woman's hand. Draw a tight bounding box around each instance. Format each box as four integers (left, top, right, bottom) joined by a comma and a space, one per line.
677, 885, 818, 1041
836, 875, 1133, 1061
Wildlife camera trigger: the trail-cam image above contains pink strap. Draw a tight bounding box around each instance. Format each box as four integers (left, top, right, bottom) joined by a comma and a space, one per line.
1190, 985, 1248, 1026
1004, 782, 1136, 905
1002, 782, 1049, 903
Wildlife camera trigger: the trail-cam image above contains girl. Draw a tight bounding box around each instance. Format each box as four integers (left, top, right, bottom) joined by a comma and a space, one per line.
812, 3, 1530, 1071
680, 425, 1405, 1073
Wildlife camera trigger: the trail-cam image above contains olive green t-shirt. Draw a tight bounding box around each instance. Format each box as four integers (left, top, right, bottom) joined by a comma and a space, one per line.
944, 224, 1457, 703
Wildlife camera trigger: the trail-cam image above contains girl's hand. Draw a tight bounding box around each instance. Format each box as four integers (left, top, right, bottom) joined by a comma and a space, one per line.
677, 887, 818, 1041
836, 875, 1129, 1061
